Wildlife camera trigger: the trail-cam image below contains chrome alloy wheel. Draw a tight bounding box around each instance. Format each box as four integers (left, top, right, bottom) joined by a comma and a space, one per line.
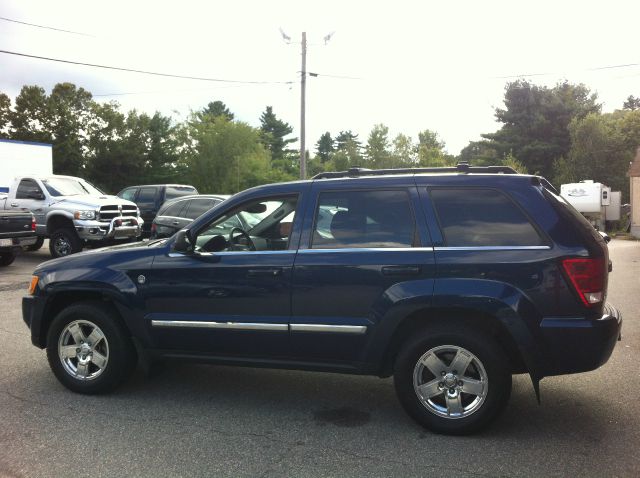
53, 236, 72, 257
413, 345, 488, 419
58, 320, 109, 381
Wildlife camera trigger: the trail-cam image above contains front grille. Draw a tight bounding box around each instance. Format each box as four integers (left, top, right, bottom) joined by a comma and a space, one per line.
98, 205, 138, 222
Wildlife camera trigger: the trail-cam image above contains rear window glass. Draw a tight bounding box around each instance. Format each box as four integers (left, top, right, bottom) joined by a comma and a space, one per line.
160, 200, 188, 217
185, 198, 219, 219
430, 188, 544, 247
166, 186, 197, 200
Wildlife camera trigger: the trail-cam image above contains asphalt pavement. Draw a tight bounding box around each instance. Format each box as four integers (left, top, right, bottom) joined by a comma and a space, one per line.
0, 240, 638, 477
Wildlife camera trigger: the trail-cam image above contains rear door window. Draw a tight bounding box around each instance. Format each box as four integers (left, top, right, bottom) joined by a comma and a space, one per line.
16, 179, 43, 199
137, 187, 158, 203
311, 190, 417, 248
184, 198, 219, 220
429, 188, 545, 247
160, 200, 189, 218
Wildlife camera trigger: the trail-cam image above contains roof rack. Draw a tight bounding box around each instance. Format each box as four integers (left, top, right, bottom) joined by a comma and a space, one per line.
312, 162, 518, 179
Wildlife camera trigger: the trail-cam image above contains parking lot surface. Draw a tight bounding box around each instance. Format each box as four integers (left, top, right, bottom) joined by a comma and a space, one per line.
0, 240, 638, 477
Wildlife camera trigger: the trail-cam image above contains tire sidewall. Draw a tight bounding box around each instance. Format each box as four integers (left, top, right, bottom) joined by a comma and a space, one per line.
46, 303, 135, 394
394, 326, 512, 435
26, 236, 45, 251
0, 252, 16, 266
49, 228, 83, 258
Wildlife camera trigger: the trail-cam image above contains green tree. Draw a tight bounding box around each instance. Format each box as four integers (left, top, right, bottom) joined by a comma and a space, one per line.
365, 123, 391, 168
184, 114, 273, 194
0, 93, 10, 135
9, 85, 52, 143
483, 80, 600, 178
259, 106, 297, 164
199, 100, 234, 121
335, 130, 361, 152
391, 133, 415, 167
315, 132, 334, 163
623, 95, 640, 111
416, 129, 453, 166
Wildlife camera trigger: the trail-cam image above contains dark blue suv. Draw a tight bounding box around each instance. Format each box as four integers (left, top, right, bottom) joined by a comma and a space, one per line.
22, 165, 622, 435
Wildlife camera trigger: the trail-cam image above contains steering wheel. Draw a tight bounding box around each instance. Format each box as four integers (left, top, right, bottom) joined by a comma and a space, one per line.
229, 227, 256, 251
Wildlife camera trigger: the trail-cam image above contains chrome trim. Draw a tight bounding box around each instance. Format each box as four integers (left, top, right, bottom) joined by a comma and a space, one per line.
290, 324, 367, 334
298, 247, 434, 253
434, 246, 551, 251
215, 250, 296, 256
151, 320, 288, 331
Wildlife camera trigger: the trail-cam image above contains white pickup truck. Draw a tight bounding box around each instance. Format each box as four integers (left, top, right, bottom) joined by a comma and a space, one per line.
1, 175, 144, 258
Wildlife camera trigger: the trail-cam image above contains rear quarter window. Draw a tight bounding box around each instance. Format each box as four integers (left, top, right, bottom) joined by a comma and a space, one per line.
165, 186, 197, 201
430, 188, 545, 247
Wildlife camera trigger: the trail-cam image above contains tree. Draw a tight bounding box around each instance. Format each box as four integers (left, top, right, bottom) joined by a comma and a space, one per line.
315, 132, 334, 163
0, 93, 10, 135
184, 114, 273, 194
483, 80, 600, 178
9, 85, 51, 143
623, 95, 640, 111
199, 100, 234, 121
416, 129, 453, 166
365, 123, 391, 168
334, 130, 361, 152
259, 106, 297, 164
391, 133, 415, 167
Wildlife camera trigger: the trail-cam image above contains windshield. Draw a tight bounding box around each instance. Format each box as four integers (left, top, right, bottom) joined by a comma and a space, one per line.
43, 177, 105, 197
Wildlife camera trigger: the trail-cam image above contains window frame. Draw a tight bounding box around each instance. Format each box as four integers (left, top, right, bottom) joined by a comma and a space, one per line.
427, 186, 551, 248
308, 187, 421, 250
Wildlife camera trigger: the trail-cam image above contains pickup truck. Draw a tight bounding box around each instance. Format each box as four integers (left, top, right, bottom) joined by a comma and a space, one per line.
0, 208, 37, 266
1, 175, 143, 258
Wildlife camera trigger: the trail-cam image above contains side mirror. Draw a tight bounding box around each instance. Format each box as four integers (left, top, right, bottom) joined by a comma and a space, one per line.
173, 229, 194, 253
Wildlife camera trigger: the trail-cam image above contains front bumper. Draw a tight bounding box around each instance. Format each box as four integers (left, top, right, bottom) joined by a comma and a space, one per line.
22, 294, 47, 348
75, 216, 143, 241
540, 303, 622, 376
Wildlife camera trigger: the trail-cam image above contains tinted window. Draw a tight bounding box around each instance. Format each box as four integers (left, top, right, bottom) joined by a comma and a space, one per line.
165, 186, 197, 201
185, 198, 219, 219
312, 190, 416, 248
160, 199, 189, 217
430, 188, 544, 247
137, 187, 157, 203
16, 179, 43, 199
119, 188, 137, 201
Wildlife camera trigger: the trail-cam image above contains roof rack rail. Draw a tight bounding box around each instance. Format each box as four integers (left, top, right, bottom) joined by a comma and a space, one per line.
311, 162, 518, 179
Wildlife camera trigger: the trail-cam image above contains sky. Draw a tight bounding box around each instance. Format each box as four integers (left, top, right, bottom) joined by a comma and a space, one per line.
1, 0, 639, 155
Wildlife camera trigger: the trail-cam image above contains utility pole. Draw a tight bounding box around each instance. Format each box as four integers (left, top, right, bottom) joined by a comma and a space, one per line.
299, 31, 307, 180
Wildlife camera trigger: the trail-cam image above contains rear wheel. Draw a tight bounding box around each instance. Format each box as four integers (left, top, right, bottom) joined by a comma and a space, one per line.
0, 252, 16, 266
26, 236, 45, 251
49, 228, 83, 258
394, 324, 511, 435
46, 302, 137, 394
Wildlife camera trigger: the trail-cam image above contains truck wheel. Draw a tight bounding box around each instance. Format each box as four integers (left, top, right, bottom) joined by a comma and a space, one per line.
49, 228, 82, 258
46, 302, 137, 394
0, 252, 16, 266
26, 236, 45, 251
394, 324, 511, 435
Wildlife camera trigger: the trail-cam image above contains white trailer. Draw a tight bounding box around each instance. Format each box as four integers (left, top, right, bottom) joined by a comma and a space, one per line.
560, 180, 620, 231
0, 139, 53, 193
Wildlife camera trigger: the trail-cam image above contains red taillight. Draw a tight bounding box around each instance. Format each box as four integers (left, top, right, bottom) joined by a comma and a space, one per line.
561, 258, 605, 307
31, 216, 36, 231
151, 223, 157, 233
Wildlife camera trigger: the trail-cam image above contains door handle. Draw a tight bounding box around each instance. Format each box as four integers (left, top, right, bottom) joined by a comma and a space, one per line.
172, 221, 180, 225
10, 203, 19, 207
381, 265, 421, 276
247, 268, 283, 277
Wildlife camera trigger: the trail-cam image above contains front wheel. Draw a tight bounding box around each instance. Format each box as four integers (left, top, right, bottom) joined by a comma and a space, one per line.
0, 252, 16, 266
394, 324, 511, 435
49, 228, 83, 258
46, 302, 137, 394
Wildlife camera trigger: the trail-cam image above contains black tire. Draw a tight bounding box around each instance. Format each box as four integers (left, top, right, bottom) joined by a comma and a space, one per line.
394, 323, 512, 435
0, 252, 16, 266
26, 236, 45, 251
46, 302, 137, 394
49, 228, 83, 258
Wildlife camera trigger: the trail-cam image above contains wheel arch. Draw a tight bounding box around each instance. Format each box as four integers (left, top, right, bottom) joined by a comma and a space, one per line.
46, 213, 75, 235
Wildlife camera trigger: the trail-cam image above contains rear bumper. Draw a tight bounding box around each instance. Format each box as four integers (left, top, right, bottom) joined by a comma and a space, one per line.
540, 303, 622, 376
0, 233, 38, 251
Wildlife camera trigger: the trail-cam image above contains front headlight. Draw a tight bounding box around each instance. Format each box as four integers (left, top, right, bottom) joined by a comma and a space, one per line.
74, 210, 96, 220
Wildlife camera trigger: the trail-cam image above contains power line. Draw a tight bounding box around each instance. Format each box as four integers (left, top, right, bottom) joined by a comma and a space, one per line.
494, 61, 640, 79
0, 16, 91, 36
0, 49, 294, 85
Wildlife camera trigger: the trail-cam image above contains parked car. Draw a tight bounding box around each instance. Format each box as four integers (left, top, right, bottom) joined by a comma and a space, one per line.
117, 184, 198, 237
23, 164, 622, 435
0, 207, 37, 266
151, 194, 229, 239
2, 176, 143, 258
